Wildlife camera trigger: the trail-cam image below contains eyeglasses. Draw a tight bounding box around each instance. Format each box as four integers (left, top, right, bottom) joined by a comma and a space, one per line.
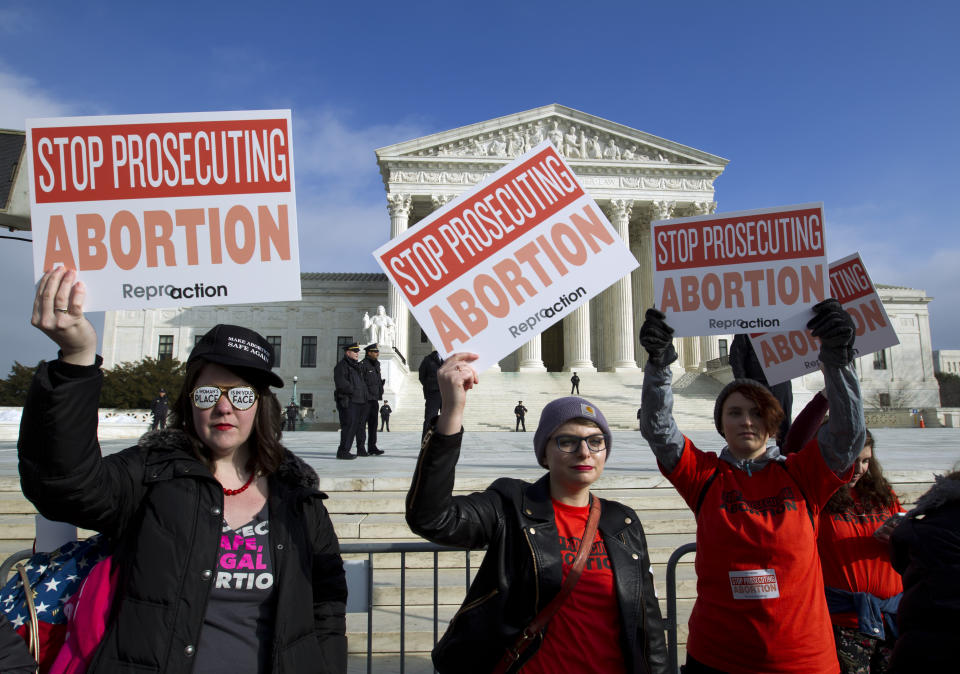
191, 385, 259, 411
554, 434, 606, 453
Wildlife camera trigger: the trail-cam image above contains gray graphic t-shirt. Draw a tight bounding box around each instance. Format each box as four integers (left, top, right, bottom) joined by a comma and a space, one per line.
195, 503, 277, 673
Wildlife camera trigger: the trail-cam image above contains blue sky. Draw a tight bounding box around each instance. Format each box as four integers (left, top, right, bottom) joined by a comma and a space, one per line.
1, 1, 958, 374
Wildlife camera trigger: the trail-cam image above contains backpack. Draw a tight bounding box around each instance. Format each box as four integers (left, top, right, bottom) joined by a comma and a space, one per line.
1, 535, 111, 673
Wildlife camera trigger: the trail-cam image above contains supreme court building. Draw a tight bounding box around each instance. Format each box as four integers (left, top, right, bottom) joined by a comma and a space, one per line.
101, 105, 941, 422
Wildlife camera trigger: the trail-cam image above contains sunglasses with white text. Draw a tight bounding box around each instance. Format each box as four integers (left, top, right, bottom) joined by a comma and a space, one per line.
191, 385, 259, 411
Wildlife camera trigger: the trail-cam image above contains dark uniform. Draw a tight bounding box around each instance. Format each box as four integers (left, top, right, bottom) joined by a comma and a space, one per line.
418, 350, 443, 439
150, 389, 169, 430
380, 402, 392, 432
358, 344, 385, 456
514, 401, 528, 432
285, 402, 298, 431
333, 342, 368, 459
570, 372, 580, 395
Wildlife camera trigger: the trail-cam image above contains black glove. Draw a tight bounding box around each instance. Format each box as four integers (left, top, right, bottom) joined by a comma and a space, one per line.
639, 308, 678, 367
807, 298, 856, 367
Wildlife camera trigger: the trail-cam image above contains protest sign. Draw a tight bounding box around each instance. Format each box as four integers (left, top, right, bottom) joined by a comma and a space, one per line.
26, 110, 301, 310
748, 252, 899, 385
652, 203, 829, 336
373, 141, 638, 372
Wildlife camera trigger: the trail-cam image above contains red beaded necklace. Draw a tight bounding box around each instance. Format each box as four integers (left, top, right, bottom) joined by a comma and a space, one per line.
223, 471, 257, 496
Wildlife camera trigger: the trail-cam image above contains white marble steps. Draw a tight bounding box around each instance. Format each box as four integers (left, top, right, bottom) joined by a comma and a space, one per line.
388, 370, 721, 431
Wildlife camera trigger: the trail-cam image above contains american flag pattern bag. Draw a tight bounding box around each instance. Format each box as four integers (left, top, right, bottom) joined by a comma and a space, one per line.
1, 535, 109, 672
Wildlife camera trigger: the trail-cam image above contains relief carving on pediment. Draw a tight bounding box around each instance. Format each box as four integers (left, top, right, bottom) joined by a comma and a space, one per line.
412, 118, 690, 164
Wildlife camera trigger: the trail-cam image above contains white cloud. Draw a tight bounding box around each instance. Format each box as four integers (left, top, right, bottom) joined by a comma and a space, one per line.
291, 108, 430, 272
0, 65, 76, 129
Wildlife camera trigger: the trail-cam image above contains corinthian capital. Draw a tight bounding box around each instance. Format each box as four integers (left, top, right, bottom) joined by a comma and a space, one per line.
608, 199, 634, 221
386, 194, 413, 217
692, 201, 717, 215
430, 194, 454, 210
650, 200, 676, 222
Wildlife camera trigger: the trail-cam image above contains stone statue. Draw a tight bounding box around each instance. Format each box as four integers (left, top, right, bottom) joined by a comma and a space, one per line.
603, 138, 621, 160
548, 121, 564, 153
363, 305, 396, 347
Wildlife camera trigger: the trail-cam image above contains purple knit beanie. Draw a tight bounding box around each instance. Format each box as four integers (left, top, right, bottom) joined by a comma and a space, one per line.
533, 397, 612, 468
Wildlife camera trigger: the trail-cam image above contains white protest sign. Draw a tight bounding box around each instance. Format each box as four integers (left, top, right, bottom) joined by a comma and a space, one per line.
373, 141, 638, 372
26, 110, 301, 310
749, 252, 900, 385
651, 203, 829, 336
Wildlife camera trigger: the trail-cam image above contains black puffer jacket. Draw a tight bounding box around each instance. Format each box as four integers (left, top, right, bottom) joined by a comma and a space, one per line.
406, 430, 668, 674
18, 359, 347, 673
889, 476, 960, 673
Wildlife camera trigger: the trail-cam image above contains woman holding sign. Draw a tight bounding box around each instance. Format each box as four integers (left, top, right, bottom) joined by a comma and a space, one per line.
18, 267, 347, 673
639, 299, 865, 674
406, 353, 667, 674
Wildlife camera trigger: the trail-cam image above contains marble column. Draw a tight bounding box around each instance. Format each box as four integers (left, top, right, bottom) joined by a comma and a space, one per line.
685, 337, 702, 373
700, 335, 719, 369
518, 336, 546, 372
605, 199, 637, 370
649, 201, 680, 369
563, 303, 595, 371
386, 193, 412, 364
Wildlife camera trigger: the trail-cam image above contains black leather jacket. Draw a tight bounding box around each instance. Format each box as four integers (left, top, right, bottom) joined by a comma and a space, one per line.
406, 430, 667, 674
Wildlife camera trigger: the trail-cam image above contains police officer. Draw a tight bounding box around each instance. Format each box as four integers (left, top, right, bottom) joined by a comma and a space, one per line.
357, 343, 385, 456
150, 388, 169, 430
333, 342, 368, 460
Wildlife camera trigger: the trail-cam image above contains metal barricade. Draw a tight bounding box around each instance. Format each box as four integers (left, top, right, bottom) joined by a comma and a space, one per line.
0, 541, 696, 673
0, 549, 31, 583
340, 541, 475, 674
665, 542, 697, 674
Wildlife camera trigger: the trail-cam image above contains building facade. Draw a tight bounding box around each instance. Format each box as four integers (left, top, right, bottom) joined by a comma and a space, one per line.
100, 105, 942, 421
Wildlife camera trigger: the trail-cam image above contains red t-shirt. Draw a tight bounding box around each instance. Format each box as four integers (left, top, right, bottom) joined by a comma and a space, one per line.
817, 488, 904, 628
522, 499, 626, 674
664, 437, 848, 674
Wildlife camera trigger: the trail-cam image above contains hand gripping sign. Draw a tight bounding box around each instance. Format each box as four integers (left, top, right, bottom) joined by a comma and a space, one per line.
26, 110, 302, 311
651, 203, 829, 336
749, 252, 899, 385
373, 141, 638, 372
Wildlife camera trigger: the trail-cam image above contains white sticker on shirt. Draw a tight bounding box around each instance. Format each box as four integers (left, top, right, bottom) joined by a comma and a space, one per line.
729, 569, 780, 599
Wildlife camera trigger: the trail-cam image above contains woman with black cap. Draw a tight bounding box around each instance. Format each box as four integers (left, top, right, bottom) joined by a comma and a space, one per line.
18, 267, 347, 673
638, 299, 865, 674
405, 352, 667, 674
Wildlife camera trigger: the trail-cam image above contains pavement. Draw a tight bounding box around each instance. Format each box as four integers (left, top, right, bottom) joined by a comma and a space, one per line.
3, 427, 958, 483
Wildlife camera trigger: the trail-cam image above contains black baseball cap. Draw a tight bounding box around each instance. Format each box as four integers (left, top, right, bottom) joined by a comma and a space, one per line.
189, 324, 284, 388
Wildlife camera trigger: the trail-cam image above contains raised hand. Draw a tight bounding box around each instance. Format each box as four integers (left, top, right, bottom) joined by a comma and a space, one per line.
435, 352, 479, 435
639, 308, 678, 367
31, 267, 98, 366
807, 299, 856, 367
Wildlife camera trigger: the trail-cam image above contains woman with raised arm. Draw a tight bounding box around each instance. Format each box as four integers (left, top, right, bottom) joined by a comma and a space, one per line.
406, 353, 667, 674
639, 299, 865, 674
817, 430, 904, 673
18, 268, 347, 673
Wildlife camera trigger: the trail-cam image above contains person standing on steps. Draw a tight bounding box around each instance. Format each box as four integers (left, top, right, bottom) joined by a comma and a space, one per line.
357, 343, 385, 456
418, 350, 443, 439
333, 342, 368, 460
570, 372, 580, 395
514, 400, 528, 432
379, 400, 392, 432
